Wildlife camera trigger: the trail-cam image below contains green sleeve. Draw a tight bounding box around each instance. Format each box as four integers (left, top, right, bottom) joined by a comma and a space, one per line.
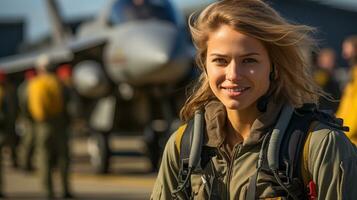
150, 132, 185, 199
309, 123, 357, 200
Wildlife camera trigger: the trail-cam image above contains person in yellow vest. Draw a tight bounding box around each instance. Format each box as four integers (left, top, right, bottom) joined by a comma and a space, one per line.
17, 69, 37, 172
313, 48, 342, 112
28, 55, 72, 198
336, 35, 357, 145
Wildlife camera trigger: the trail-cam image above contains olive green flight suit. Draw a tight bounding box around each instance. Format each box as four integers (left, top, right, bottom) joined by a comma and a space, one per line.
151, 100, 357, 199
17, 80, 35, 170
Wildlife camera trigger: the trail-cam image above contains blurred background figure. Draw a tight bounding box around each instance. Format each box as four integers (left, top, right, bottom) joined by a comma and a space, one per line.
0, 70, 19, 198
28, 55, 72, 199
56, 64, 80, 128
17, 69, 37, 172
0, 70, 9, 198
336, 35, 357, 145
313, 48, 342, 112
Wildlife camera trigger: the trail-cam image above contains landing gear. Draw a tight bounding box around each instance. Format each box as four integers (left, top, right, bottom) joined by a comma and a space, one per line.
143, 120, 167, 172
144, 118, 181, 172
87, 131, 110, 174
143, 86, 181, 172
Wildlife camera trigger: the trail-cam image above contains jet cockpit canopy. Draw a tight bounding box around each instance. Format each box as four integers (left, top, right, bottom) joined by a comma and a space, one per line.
109, 0, 179, 26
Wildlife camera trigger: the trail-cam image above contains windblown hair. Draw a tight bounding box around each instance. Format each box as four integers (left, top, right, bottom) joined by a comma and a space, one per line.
180, 0, 324, 122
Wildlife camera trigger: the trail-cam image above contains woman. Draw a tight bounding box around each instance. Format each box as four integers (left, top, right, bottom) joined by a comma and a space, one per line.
151, 0, 357, 199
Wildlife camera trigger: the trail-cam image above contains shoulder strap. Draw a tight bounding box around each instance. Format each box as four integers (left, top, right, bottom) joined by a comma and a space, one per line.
172, 111, 205, 199
273, 104, 347, 199
175, 110, 205, 169
281, 106, 315, 180
174, 119, 193, 182
172, 120, 193, 199
267, 104, 295, 170
264, 104, 316, 200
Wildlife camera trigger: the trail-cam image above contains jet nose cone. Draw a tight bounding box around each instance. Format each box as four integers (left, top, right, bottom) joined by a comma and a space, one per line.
142, 47, 171, 67
105, 20, 188, 84
126, 24, 176, 67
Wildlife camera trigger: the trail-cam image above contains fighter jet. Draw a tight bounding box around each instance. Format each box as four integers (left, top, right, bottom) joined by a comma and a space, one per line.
0, 0, 214, 173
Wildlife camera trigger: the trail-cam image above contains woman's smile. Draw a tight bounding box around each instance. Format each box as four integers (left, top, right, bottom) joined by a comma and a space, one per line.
220, 85, 251, 97
206, 25, 271, 111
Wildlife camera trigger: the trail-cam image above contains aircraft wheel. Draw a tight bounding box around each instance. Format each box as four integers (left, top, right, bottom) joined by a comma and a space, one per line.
87, 132, 110, 174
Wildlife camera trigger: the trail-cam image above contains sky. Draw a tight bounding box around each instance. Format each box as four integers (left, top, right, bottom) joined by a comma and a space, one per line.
0, 0, 110, 42
0, 0, 211, 43
0, 0, 356, 43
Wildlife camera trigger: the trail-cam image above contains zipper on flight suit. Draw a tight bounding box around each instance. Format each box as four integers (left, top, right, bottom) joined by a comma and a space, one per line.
225, 144, 242, 200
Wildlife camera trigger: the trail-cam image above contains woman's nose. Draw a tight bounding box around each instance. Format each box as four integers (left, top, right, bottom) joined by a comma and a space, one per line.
226, 62, 242, 81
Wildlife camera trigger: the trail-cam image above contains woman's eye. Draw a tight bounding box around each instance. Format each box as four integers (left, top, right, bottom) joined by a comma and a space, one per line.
212, 58, 228, 65
242, 58, 258, 64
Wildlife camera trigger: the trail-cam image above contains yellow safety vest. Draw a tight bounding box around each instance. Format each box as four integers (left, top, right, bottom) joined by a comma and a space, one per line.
336, 66, 357, 145
28, 73, 64, 122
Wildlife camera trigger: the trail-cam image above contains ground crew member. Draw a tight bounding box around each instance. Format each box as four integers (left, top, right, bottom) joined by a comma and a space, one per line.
28, 55, 72, 198
0, 70, 9, 198
151, 1, 357, 199
56, 64, 80, 124
336, 35, 357, 145
313, 48, 341, 112
17, 69, 36, 171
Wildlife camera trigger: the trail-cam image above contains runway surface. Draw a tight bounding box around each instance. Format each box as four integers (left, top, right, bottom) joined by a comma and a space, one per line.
4, 135, 157, 199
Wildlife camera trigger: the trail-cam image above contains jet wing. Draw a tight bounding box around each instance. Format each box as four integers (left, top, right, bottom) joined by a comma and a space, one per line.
0, 36, 107, 74
68, 35, 107, 54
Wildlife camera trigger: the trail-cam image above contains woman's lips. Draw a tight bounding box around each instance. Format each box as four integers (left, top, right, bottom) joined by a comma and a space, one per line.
221, 86, 250, 97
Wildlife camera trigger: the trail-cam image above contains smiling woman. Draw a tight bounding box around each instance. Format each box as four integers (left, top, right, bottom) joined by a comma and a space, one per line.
206, 25, 271, 112
151, 0, 357, 200
205, 25, 272, 141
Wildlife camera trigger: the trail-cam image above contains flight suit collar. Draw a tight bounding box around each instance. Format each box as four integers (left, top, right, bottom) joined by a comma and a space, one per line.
203, 98, 285, 147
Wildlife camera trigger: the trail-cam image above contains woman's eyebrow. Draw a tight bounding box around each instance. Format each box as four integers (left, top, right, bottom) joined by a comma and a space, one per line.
239, 52, 260, 57
208, 52, 260, 57
208, 53, 229, 58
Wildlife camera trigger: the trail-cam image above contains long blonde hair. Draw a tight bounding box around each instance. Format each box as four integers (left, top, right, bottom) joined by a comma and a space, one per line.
180, 0, 323, 122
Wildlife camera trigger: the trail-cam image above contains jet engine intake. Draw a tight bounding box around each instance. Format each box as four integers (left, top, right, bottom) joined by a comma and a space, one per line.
73, 60, 111, 98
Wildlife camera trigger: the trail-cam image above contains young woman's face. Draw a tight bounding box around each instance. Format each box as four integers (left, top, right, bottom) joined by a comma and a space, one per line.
206, 25, 271, 111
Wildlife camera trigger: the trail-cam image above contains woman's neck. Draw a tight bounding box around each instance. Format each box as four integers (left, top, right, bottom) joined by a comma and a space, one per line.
226, 105, 261, 142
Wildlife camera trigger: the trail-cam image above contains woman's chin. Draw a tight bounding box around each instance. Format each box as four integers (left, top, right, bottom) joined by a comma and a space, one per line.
222, 99, 256, 112
223, 101, 243, 110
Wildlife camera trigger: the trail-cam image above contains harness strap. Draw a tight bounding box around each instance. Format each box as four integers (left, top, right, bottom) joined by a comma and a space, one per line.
178, 120, 193, 162
247, 104, 315, 200
173, 121, 193, 199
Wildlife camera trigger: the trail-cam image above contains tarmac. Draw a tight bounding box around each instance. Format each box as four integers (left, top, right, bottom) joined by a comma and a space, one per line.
3, 135, 157, 200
